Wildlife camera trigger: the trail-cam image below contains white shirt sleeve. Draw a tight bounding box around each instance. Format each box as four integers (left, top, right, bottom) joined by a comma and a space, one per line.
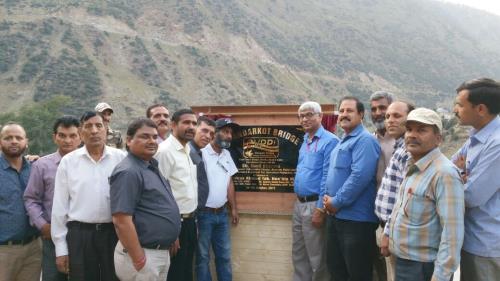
51, 157, 70, 257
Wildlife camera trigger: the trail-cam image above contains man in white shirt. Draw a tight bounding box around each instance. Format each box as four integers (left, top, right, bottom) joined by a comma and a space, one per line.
155, 109, 198, 281
51, 111, 126, 281
196, 118, 239, 281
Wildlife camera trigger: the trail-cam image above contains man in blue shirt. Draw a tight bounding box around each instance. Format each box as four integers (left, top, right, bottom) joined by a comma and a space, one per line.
452, 78, 500, 281
323, 97, 381, 281
0, 122, 41, 281
293, 101, 339, 281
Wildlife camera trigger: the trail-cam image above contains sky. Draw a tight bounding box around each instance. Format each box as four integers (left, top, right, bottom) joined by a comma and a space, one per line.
440, 0, 500, 16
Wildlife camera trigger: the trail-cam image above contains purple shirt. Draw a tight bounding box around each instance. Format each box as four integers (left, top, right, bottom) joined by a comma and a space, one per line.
23, 151, 62, 230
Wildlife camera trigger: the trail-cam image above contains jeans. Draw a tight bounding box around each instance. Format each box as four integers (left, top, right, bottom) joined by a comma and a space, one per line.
195, 208, 232, 281
42, 239, 67, 281
326, 216, 378, 281
395, 257, 434, 281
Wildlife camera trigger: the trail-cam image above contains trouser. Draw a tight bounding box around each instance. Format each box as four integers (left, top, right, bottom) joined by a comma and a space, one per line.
461, 250, 500, 281
66, 221, 118, 281
0, 237, 41, 281
292, 200, 330, 281
196, 207, 232, 281
326, 216, 378, 281
167, 217, 197, 281
395, 257, 434, 281
114, 240, 170, 281
373, 226, 388, 281
42, 238, 67, 281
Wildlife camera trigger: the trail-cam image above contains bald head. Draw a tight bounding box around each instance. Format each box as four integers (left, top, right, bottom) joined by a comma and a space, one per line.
0, 123, 28, 158
384, 101, 415, 139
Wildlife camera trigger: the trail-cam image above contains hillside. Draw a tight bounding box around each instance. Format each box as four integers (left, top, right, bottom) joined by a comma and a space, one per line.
1, 0, 500, 132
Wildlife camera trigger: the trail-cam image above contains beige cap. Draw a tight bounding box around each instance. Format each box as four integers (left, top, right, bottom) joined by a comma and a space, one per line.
406, 107, 442, 132
95, 102, 113, 113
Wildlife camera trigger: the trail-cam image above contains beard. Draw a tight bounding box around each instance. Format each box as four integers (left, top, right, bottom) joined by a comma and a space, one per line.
215, 135, 231, 149
373, 120, 385, 131
1, 145, 27, 158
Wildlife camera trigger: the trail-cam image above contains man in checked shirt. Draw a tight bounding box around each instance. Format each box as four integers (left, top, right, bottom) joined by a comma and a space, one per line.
383, 108, 464, 281
374, 100, 414, 280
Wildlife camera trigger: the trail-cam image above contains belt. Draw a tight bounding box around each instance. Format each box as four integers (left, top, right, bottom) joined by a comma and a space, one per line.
67, 221, 114, 231
297, 194, 319, 203
180, 211, 196, 219
0, 235, 38, 246
203, 204, 227, 214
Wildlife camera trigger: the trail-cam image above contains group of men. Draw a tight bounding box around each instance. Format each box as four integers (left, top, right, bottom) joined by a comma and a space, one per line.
292, 78, 500, 281
0, 103, 240, 281
1, 77, 499, 281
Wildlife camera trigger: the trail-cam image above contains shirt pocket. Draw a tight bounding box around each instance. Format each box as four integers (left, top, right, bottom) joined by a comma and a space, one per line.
334, 149, 351, 169
303, 152, 322, 170
403, 191, 435, 225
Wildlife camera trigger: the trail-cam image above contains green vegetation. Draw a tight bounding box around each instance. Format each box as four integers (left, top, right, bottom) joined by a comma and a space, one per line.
0, 96, 71, 155
0, 33, 25, 72
34, 49, 102, 114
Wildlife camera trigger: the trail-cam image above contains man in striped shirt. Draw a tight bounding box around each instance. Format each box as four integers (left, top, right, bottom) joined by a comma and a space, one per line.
385, 108, 464, 281
374, 101, 414, 280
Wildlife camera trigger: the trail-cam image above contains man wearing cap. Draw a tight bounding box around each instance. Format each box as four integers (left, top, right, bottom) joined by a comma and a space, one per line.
155, 109, 198, 281
95, 102, 123, 149
384, 108, 464, 281
292, 101, 338, 281
195, 118, 240, 281
110, 118, 181, 281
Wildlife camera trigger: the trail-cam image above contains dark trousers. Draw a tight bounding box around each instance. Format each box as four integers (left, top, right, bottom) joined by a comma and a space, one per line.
42, 239, 68, 281
167, 217, 197, 281
326, 216, 378, 281
66, 221, 118, 281
395, 257, 433, 281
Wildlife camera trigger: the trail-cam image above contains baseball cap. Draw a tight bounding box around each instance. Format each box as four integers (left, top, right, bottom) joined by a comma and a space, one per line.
215, 118, 240, 130
406, 108, 442, 132
95, 102, 113, 113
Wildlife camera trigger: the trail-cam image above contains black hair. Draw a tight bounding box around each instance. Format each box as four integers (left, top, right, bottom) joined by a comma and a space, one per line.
339, 96, 365, 114
79, 111, 101, 124
53, 115, 80, 134
197, 116, 216, 127
171, 109, 195, 123
127, 118, 158, 138
456, 78, 500, 115
146, 104, 167, 118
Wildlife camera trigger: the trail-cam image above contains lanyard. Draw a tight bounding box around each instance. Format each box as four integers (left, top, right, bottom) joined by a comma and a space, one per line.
306, 136, 320, 153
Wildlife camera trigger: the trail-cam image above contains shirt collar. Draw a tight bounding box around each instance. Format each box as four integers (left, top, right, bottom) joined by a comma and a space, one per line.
76, 145, 112, 161
394, 137, 405, 150
189, 140, 201, 152
128, 153, 153, 169
304, 126, 325, 141
205, 143, 221, 156
469, 116, 500, 144
411, 147, 441, 172
169, 135, 190, 153
0, 154, 30, 171
54, 150, 63, 165
345, 123, 364, 138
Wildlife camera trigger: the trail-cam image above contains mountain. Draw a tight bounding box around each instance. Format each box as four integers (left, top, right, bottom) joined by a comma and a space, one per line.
1, 0, 500, 132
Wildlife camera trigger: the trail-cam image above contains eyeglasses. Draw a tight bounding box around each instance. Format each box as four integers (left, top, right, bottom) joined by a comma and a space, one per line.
298, 112, 319, 120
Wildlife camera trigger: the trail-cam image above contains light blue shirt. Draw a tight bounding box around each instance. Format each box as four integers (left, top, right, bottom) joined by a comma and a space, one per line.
294, 126, 339, 208
325, 124, 381, 222
452, 116, 500, 257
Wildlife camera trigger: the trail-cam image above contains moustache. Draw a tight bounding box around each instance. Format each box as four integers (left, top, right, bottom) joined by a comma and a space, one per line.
158, 120, 168, 126
406, 140, 421, 146
340, 117, 351, 122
